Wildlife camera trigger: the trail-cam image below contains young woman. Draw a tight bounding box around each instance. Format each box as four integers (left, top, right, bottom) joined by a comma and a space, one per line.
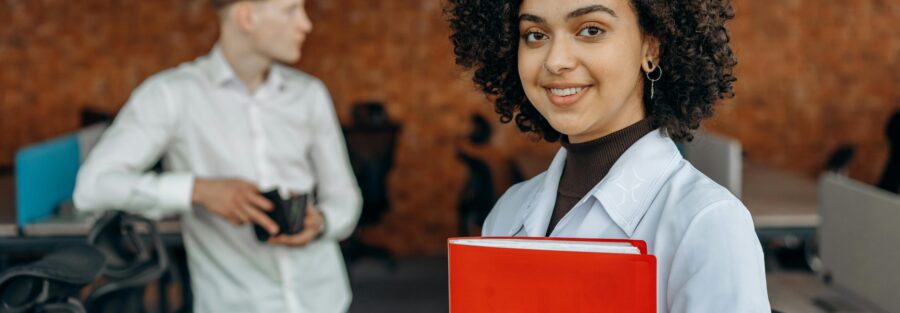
446, 0, 771, 312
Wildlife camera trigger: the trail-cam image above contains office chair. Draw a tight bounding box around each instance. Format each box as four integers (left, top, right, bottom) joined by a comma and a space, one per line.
341, 102, 400, 269
14, 135, 80, 227
79, 107, 114, 128
825, 144, 855, 175
877, 110, 900, 193
14, 122, 109, 226
457, 115, 496, 236
457, 153, 495, 236
79, 108, 179, 309
84, 211, 169, 313
0, 245, 105, 313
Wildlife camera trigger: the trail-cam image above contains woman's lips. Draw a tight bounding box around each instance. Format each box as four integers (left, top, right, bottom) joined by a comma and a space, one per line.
545, 86, 591, 107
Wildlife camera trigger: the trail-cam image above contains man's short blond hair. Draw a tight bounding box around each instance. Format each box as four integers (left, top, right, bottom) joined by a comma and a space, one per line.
210, 0, 261, 10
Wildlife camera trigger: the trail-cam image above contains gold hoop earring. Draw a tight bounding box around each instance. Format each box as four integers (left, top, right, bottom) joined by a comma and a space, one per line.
646, 61, 663, 100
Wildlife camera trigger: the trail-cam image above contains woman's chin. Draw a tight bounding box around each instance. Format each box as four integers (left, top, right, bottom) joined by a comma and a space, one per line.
551, 125, 589, 139
546, 114, 588, 131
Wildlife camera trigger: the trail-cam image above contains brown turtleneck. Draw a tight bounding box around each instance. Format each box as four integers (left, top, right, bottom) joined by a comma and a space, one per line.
546, 118, 654, 236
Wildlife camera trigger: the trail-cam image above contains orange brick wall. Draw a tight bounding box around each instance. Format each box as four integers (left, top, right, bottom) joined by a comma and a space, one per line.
1, 0, 898, 254
298, 1, 554, 255
710, 0, 900, 184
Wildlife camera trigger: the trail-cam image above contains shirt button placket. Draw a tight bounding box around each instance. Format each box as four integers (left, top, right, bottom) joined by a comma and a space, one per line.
278, 249, 301, 313
248, 103, 268, 187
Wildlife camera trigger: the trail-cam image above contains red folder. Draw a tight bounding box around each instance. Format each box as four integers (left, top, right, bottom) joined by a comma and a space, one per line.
448, 237, 656, 313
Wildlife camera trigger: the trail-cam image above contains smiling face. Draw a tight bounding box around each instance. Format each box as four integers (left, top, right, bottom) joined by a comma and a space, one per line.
518, 0, 655, 143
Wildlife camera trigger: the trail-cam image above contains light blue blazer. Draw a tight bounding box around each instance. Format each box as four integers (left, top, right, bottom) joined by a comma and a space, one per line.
483, 129, 771, 313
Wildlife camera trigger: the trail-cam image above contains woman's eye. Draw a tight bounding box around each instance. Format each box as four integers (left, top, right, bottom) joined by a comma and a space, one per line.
524, 32, 547, 42
578, 26, 605, 37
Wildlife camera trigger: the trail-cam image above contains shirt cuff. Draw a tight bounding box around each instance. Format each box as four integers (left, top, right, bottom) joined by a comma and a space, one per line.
316, 210, 328, 240
156, 173, 194, 214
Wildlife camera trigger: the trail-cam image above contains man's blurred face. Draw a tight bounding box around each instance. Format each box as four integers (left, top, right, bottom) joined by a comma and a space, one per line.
246, 0, 313, 63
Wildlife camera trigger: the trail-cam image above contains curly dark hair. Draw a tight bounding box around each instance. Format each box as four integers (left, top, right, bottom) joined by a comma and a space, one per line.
445, 0, 737, 142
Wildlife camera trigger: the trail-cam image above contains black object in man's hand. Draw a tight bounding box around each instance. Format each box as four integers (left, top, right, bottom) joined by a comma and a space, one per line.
254, 190, 308, 242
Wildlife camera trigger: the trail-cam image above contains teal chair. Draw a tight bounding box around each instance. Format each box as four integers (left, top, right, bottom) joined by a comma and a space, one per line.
14, 123, 108, 226
15, 135, 80, 226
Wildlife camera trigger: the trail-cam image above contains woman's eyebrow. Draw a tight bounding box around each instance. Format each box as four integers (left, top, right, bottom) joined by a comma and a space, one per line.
519, 13, 545, 24
567, 4, 618, 19
519, 4, 617, 24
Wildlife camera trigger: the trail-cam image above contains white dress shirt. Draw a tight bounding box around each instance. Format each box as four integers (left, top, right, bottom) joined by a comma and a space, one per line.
74, 47, 362, 313
483, 129, 771, 313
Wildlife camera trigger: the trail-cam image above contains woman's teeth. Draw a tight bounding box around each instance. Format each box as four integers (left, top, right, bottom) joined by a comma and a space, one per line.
549, 87, 586, 97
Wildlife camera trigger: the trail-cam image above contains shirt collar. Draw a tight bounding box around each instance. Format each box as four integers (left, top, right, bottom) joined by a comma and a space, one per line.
206, 45, 236, 86
519, 148, 567, 237
265, 63, 286, 92
588, 129, 681, 236
517, 129, 681, 237
205, 45, 286, 92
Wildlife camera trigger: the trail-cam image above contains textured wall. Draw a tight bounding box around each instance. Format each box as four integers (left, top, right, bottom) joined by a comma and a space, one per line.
710, 0, 900, 183
1, 0, 218, 164
297, 0, 553, 255
1, 0, 898, 254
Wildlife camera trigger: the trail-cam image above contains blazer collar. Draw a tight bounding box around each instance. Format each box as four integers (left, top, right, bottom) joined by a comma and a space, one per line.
513, 129, 681, 237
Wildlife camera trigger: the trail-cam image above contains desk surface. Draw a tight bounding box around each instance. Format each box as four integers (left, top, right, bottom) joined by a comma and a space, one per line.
23, 213, 182, 237
742, 162, 819, 229
0, 223, 16, 237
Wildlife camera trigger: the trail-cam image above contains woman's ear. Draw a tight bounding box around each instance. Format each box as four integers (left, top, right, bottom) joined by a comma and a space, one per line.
641, 35, 661, 72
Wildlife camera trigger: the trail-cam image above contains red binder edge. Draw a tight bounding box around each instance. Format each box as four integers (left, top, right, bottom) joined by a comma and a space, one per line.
447, 236, 656, 313
448, 236, 649, 255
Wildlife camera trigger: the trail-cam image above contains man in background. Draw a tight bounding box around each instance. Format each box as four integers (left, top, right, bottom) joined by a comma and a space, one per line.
74, 0, 362, 312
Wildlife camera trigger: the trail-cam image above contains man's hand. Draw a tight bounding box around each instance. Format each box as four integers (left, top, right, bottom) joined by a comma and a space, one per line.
192, 178, 279, 235
269, 203, 325, 247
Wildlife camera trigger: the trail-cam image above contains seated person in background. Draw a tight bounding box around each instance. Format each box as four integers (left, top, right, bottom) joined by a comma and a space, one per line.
877, 110, 900, 193
73, 0, 361, 312
446, 0, 770, 311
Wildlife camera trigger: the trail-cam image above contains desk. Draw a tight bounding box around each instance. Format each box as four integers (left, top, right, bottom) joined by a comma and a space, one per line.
22, 213, 182, 237
0, 224, 16, 237
741, 162, 820, 272
742, 162, 818, 232
2, 214, 183, 254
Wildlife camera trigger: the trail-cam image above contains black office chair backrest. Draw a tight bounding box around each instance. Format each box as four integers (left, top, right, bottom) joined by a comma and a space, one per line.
84, 211, 169, 313
0, 244, 105, 313
468, 115, 492, 146
457, 114, 497, 236
344, 102, 401, 226
457, 151, 496, 236
825, 144, 855, 174
878, 110, 900, 193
